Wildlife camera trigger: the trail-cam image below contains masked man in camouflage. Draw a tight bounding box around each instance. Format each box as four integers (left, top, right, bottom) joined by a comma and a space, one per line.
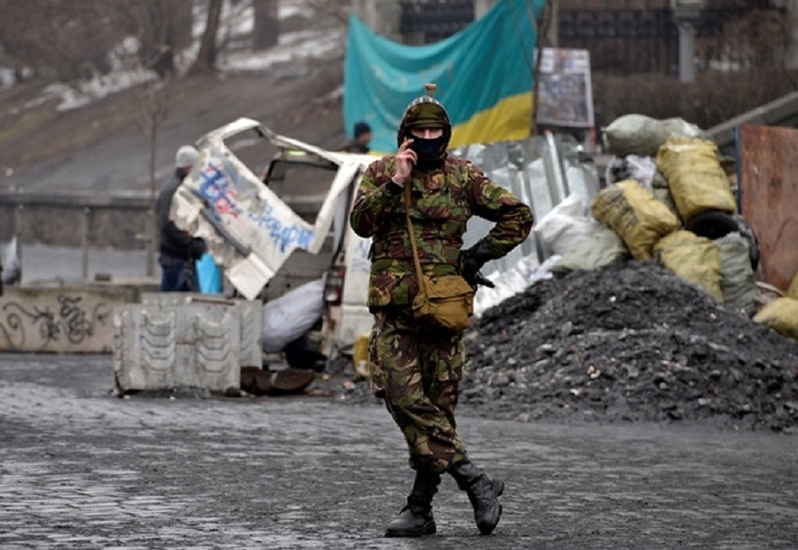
349, 84, 533, 537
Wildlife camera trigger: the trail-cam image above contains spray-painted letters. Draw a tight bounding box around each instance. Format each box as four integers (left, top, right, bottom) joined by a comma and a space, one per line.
248, 203, 314, 253
199, 163, 240, 219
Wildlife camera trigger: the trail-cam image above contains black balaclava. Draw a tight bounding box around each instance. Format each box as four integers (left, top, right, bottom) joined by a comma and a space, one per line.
397, 83, 452, 170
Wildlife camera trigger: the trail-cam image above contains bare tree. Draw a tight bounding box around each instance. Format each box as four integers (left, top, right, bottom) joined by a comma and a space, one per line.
0, 0, 123, 81
119, 1, 193, 78
0, 0, 193, 83
191, 0, 225, 75
138, 79, 171, 276
252, 0, 279, 51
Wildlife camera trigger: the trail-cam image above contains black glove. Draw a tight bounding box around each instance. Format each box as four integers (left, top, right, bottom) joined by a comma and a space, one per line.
459, 240, 494, 287
189, 237, 207, 260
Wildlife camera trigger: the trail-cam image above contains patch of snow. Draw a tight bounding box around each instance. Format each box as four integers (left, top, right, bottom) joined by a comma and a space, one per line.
19, 0, 336, 110
47, 70, 158, 112
220, 29, 344, 72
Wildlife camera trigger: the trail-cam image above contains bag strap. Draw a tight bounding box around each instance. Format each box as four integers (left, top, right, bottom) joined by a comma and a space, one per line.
404, 180, 427, 291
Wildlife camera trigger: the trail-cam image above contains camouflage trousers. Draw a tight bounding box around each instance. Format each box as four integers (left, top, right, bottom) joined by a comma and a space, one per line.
369, 306, 467, 474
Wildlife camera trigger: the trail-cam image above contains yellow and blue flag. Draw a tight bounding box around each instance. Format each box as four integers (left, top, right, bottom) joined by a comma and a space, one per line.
344, 0, 546, 155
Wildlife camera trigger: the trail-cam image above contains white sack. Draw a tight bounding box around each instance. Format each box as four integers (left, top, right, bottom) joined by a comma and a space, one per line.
261, 277, 325, 353
535, 193, 600, 257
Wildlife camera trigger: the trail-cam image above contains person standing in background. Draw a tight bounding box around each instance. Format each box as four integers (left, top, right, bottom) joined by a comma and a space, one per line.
342, 121, 372, 154
156, 144, 206, 292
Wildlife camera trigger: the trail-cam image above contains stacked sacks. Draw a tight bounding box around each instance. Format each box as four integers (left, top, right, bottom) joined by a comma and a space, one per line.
589, 117, 759, 313
548, 114, 759, 315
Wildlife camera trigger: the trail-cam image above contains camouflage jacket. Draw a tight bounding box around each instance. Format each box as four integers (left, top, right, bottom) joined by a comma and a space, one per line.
350, 155, 533, 307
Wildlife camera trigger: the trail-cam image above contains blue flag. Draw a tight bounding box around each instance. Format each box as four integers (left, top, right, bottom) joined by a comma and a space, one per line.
344, 0, 545, 155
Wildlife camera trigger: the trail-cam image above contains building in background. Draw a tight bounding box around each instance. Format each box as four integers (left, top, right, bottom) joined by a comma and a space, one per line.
353, 0, 797, 74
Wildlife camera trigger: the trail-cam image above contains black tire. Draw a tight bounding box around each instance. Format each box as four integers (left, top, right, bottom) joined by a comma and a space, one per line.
685, 210, 760, 270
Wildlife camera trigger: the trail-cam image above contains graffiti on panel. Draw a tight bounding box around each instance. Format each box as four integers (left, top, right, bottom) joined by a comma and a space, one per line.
0, 295, 112, 351
198, 162, 241, 219
248, 203, 315, 253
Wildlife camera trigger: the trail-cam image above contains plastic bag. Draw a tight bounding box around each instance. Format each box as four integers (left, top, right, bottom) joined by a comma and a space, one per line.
195, 253, 222, 294
261, 277, 325, 353
535, 193, 600, 257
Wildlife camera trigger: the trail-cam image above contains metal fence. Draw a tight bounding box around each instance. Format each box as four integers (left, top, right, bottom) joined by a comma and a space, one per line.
0, 192, 155, 280
451, 132, 601, 276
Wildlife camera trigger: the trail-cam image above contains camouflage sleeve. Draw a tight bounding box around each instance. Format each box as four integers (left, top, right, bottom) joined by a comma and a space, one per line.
349, 158, 404, 238
464, 161, 534, 258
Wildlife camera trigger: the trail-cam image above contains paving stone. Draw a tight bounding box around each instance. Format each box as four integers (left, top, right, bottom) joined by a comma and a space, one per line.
0, 353, 797, 549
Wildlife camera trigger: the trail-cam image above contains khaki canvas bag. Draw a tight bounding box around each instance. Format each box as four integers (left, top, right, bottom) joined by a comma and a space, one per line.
404, 182, 475, 333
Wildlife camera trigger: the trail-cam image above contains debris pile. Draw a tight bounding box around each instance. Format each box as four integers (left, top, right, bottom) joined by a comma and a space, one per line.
461, 261, 798, 432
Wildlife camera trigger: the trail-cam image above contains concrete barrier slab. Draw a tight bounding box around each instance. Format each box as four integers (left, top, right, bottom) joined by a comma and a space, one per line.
113, 297, 253, 392
0, 285, 141, 353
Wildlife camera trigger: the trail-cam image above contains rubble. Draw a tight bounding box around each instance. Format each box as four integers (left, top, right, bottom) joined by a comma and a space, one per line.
462, 260, 798, 432
335, 260, 798, 433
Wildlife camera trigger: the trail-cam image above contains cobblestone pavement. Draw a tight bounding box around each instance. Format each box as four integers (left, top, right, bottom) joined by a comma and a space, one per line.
1, 354, 797, 550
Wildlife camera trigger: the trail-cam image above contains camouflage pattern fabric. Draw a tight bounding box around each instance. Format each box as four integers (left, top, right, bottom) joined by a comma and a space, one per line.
350, 155, 534, 307
369, 306, 467, 473
352, 155, 532, 473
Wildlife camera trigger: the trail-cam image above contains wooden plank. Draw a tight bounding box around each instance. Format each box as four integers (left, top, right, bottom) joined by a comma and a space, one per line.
738, 124, 798, 290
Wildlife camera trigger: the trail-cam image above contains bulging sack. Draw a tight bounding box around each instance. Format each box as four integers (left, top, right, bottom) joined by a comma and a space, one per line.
412, 274, 475, 333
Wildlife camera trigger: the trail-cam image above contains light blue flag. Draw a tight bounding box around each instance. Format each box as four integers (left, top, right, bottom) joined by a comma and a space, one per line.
344, 0, 545, 155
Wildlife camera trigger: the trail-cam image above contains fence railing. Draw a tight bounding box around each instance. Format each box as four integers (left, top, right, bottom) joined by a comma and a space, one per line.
0, 191, 156, 279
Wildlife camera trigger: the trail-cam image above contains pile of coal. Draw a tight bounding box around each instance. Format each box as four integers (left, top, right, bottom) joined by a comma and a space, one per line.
462, 261, 798, 432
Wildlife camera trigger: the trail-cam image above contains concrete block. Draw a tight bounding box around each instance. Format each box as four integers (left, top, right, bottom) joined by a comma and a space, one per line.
114, 294, 263, 392
139, 293, 261, 367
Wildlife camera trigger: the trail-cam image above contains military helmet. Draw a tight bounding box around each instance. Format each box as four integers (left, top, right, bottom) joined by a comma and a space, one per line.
397, 83, 452, 158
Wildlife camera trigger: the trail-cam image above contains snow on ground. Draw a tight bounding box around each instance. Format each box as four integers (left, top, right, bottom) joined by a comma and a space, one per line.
3, 0, 336, 112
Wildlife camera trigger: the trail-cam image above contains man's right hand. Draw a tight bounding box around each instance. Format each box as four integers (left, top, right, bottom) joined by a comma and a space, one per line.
392, 137, 417, 185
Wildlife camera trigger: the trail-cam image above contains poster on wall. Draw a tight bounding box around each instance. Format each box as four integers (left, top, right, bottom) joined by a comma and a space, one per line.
535, 48, 595, 128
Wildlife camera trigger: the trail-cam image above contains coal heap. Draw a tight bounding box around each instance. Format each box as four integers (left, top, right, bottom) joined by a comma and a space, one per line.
462, 261, 798, 432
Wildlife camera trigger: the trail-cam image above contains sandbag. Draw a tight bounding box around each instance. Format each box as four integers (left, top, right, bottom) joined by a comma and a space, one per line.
717, 232, 757, 313
753, 297, 798, 341
553, 224, 630, 273
590, 179, 680, 260
602, 114, 705, 157
654, 230, 723, 303
655, 137, 737, 223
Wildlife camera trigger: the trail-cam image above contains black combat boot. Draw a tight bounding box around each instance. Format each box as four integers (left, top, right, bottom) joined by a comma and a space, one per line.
449, 458, 504, 535
384, 469, 441, 537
